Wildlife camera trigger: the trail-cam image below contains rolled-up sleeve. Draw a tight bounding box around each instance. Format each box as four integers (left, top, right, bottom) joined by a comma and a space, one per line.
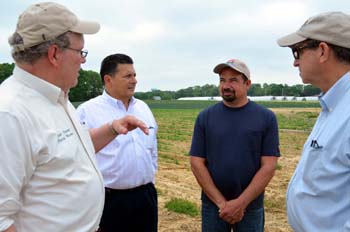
0, 112, 34, 230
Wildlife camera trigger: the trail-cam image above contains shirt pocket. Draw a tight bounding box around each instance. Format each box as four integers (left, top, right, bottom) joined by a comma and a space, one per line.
302, 147, 326, 193
135, 127, 156, 151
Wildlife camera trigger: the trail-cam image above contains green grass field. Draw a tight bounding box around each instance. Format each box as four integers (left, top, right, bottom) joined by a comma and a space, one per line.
150, 103, 319, 231
73, 100, 320, 231
73, 99, 321, 109
145, 100, 320, 109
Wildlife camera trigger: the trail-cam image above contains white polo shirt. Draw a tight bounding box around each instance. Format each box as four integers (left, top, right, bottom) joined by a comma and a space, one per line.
0, 66, 104, 232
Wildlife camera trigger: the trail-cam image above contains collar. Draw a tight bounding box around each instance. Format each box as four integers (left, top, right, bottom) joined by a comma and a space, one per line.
12, 66, 64, 104
319, 72, 350, 112
102, 89, 136, 107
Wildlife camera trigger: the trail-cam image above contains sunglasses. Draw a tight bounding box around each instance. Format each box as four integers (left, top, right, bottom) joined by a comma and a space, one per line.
291, 41, 320, 59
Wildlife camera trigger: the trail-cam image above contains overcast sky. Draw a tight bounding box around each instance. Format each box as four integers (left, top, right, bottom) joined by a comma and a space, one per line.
1, 0, 349, 92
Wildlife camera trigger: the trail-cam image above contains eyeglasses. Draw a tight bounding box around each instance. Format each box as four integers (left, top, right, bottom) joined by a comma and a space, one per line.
291, 42, 319, 59
63, 47, 88, 58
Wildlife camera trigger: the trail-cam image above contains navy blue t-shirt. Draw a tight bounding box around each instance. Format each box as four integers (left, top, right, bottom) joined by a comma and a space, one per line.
190, 100, 280, 209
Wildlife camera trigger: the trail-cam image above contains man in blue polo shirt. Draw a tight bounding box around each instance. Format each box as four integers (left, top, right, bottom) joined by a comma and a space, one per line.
190, 59, 280, 232
277, 11, 350, 231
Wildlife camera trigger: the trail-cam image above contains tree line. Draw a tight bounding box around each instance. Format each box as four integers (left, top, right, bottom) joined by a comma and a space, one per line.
0, 62, 320, 102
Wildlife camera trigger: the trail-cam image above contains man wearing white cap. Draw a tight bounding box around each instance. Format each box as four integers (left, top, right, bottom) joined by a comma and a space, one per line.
190, 59, 280, 232
277, 11, 350, 232
0, 2, 148, 232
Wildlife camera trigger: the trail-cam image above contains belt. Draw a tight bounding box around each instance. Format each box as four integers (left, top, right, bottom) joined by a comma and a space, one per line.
105, 183, 152, 194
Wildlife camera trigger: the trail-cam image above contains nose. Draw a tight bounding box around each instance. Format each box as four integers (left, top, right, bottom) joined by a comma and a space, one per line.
131, 75, 137, 84
293, 58, 299, 67
81, 56, 86, 64
222, 81, 232, 89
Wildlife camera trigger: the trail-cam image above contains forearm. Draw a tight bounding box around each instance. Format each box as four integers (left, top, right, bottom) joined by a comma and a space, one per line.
237, 157, 278, 208
190, 156, 226, 208
90, 121, 117, 153
218, 156, 278, 224
90, 116, 149, 153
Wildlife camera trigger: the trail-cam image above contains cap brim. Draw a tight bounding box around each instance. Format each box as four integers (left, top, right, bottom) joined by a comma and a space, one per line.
71, 20, 100, 34
213, 63, 231, 74
277, 32, 307, 47
213, 63, 246, 76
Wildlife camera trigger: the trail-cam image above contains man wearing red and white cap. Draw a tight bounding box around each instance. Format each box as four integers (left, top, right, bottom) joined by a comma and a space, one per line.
190, 59, 280, 232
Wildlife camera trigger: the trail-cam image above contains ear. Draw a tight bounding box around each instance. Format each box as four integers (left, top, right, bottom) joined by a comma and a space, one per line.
319, 42, 330, 63
47, 44, 60, 67
104, 74, 111, 84
246, 79, 252, 88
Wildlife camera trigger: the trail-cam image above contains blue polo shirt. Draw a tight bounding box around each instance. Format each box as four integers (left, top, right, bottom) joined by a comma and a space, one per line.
287, 72, 350, 231
190, 100, 280, 209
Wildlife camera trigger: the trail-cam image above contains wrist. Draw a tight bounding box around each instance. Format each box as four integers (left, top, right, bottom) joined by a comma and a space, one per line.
108, 121, 118, 136
217, 199, 227, 209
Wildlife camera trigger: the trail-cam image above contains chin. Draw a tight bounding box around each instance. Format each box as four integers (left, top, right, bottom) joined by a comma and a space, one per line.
222, 96, 236, 102
300, 78, 309, 84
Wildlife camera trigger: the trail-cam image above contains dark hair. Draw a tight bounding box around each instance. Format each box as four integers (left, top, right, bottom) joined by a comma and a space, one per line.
302, 39, 350, 64
304, 39, 321, 48
100, 53, 133, 84
328, 44, 350, 64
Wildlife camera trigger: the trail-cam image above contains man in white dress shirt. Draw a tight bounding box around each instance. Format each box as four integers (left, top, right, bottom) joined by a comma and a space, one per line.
0, 3, 148, 232
77, 53, 158, 232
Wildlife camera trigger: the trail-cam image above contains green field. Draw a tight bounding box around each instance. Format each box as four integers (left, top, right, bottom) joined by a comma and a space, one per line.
73, 99, 321, 109
73, 99, 320, 231
151, 103, 319, 232
145, 100, 320, 109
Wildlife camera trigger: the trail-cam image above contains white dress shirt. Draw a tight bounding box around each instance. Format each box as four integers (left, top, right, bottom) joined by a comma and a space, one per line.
0, 67, 104, 232
77, 90, 158, 189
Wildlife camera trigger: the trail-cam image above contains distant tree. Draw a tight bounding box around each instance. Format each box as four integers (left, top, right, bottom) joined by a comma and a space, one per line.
270, 84, 283, 96
0, 63, 15, 84
202, 84, 219, 96
69, 69, 103, 102
303, 85, 321, 96
262, 83, 271, 95
192, 85, 202, 96
177, 87, 194, 98
248, 83, 263, 96
160, 91, 175, 100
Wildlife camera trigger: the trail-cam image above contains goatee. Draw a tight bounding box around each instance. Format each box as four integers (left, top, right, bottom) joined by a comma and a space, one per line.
221, 90, 236, 102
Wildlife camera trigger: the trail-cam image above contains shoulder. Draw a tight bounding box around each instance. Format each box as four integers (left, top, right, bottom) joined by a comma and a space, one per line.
0, 77, 39, 117
197, 102, 223, 120
76, 95, 103, 110
202, 102, 223, 114
133, 98, 152, 111
134, 98, 149, 107
248, 101, 276, 117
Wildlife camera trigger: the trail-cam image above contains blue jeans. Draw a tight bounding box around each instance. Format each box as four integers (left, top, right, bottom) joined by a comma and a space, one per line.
201, 197, 264, 232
